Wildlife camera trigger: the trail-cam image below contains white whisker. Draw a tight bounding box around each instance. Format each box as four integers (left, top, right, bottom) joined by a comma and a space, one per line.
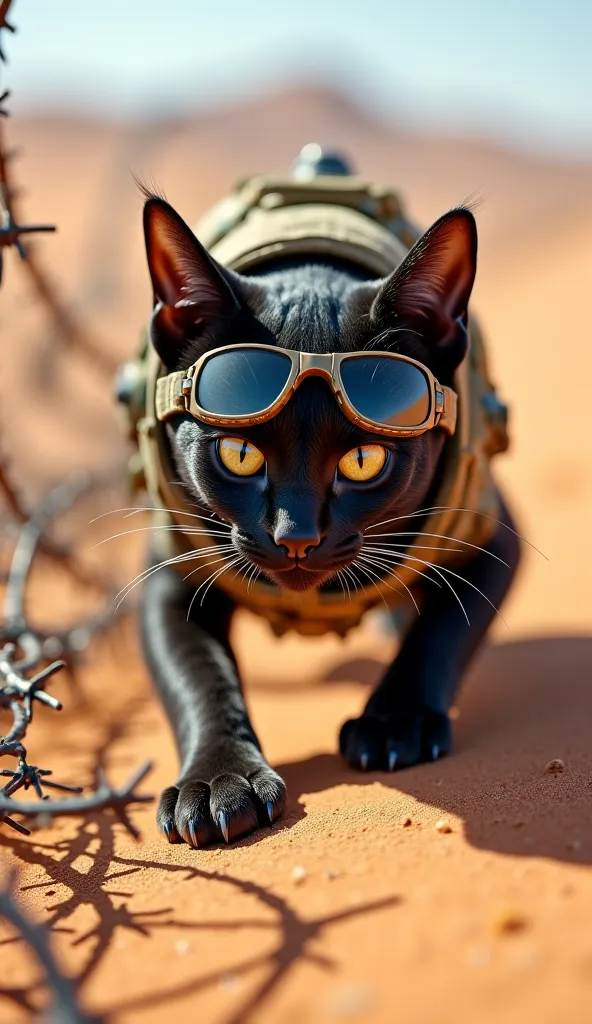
92, 524, 234, 549
114, 544, 234, 609
190, 555, 244, 615
90, 506, 232, 529
366, 506, 547, 560
358, 553, 420, 613
366, 532, 510, 568
360, 548, 441, 587
378, 549, 470, 625
410, 555, 509, 629
351, 559, 397, 610
342, 564, 361, 595
182, 549, 237, 584
336, 569, 351, 603
364, 541, 465, 554
230, 557, 251, 583
247, 564, 262, 593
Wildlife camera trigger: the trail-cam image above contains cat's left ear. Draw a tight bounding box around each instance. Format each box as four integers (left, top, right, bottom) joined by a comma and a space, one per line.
371, 208, 477, 368
143, 196, 240, 365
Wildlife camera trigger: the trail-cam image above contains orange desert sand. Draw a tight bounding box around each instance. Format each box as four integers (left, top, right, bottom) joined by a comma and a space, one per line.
1, 88, 592, 1022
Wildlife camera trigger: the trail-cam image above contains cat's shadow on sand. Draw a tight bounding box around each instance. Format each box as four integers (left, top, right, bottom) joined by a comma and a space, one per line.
274, 635, 592, 866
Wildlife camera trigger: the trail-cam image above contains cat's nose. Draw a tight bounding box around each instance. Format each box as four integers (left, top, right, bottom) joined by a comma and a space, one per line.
273, 530, 321, 561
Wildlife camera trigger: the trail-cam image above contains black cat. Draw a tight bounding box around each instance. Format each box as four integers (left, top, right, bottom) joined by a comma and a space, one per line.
137, 183, 520, 847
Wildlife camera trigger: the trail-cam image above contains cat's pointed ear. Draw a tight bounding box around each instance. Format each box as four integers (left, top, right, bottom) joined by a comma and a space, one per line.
143, 196, 240, 365
371, 208, 477, 368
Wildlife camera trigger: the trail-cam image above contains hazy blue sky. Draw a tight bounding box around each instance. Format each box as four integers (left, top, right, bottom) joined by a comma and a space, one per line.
4, 0, 591, 157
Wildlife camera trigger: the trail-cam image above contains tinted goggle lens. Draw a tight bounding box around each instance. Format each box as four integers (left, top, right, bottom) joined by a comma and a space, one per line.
196, 347, 292, 415
339, 355, 431, 428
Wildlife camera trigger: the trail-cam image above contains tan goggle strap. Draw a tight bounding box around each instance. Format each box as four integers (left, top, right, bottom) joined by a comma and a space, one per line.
156, 371, 187, 422
436, 386, 457, 436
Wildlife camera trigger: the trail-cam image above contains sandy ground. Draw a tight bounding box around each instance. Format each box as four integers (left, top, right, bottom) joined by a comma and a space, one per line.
1, 91, 592, 1022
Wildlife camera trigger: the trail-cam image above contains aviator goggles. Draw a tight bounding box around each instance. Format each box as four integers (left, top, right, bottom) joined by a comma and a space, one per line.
155, 344, 458, 438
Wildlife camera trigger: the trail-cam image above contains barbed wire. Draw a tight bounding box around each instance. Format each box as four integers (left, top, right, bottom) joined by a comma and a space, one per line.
0, 7, 154, 1017
0, 485, 152, 836
0, 473, 152, 837
0, 1, 152, 838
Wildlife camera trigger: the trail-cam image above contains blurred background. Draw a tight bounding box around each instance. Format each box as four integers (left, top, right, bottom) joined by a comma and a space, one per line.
1, 0, 591, 635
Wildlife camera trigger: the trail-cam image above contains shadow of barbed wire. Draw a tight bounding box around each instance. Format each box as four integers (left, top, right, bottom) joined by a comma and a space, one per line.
2, 811, 399, 1023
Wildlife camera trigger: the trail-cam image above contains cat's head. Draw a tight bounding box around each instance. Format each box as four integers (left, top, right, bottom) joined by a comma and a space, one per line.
142, 194, 477, 592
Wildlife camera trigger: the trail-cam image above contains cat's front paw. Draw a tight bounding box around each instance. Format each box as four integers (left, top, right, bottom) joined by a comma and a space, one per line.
339, 708, 451, 772
156, 747, 287, 847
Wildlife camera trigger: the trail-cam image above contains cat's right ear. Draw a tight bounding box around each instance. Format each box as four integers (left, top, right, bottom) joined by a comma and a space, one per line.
143, 196, 240, 366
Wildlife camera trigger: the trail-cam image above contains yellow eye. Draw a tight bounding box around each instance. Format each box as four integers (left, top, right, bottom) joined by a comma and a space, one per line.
338, 444, 387, 482
218, 437, 265, 476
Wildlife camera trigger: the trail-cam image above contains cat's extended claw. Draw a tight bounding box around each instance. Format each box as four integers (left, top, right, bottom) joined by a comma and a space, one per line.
340, 709, 451, 771
163, 820, 178, 843
219, 812, 230, 843
157, 761, 286, 847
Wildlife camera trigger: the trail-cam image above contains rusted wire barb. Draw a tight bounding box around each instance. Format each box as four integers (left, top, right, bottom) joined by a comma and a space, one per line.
0, 183, 56, 282
0, 120, 117, 372
0, 640, 153, 840
0, 871, 100, 1023
0, 476, 150, 837
0, 760, 154, 839
0, 0, 15, 59
0, 614, 152, 839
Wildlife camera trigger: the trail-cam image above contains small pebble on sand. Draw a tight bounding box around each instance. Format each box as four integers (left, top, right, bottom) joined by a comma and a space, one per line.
291, 865, 307, 885
174, 939, 191, 955
219, 972, 240, 992
402, 817, 412, 828
466, 945, 491, 968
492, 908, 528, 935
543, 758, 565, 774
329, 983, 375, 1018
435, 818, 453, 833
325, 868, 340, 880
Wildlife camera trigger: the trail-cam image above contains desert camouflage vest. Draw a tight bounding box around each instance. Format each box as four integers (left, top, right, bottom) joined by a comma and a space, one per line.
121, 172, 509, 638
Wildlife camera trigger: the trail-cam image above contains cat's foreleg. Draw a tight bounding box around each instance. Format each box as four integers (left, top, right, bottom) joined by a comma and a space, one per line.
141, 562, 286, 845
340, 495, 521, 770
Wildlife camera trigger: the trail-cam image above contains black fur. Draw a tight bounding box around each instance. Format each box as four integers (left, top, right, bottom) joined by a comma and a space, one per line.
139, 196, 520, 846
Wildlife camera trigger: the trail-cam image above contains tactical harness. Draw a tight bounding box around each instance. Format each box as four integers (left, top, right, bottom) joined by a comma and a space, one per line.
119, 173, 509, 638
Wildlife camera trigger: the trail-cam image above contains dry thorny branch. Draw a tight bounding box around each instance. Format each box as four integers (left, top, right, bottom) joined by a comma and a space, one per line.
0, 6, 153, 1018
